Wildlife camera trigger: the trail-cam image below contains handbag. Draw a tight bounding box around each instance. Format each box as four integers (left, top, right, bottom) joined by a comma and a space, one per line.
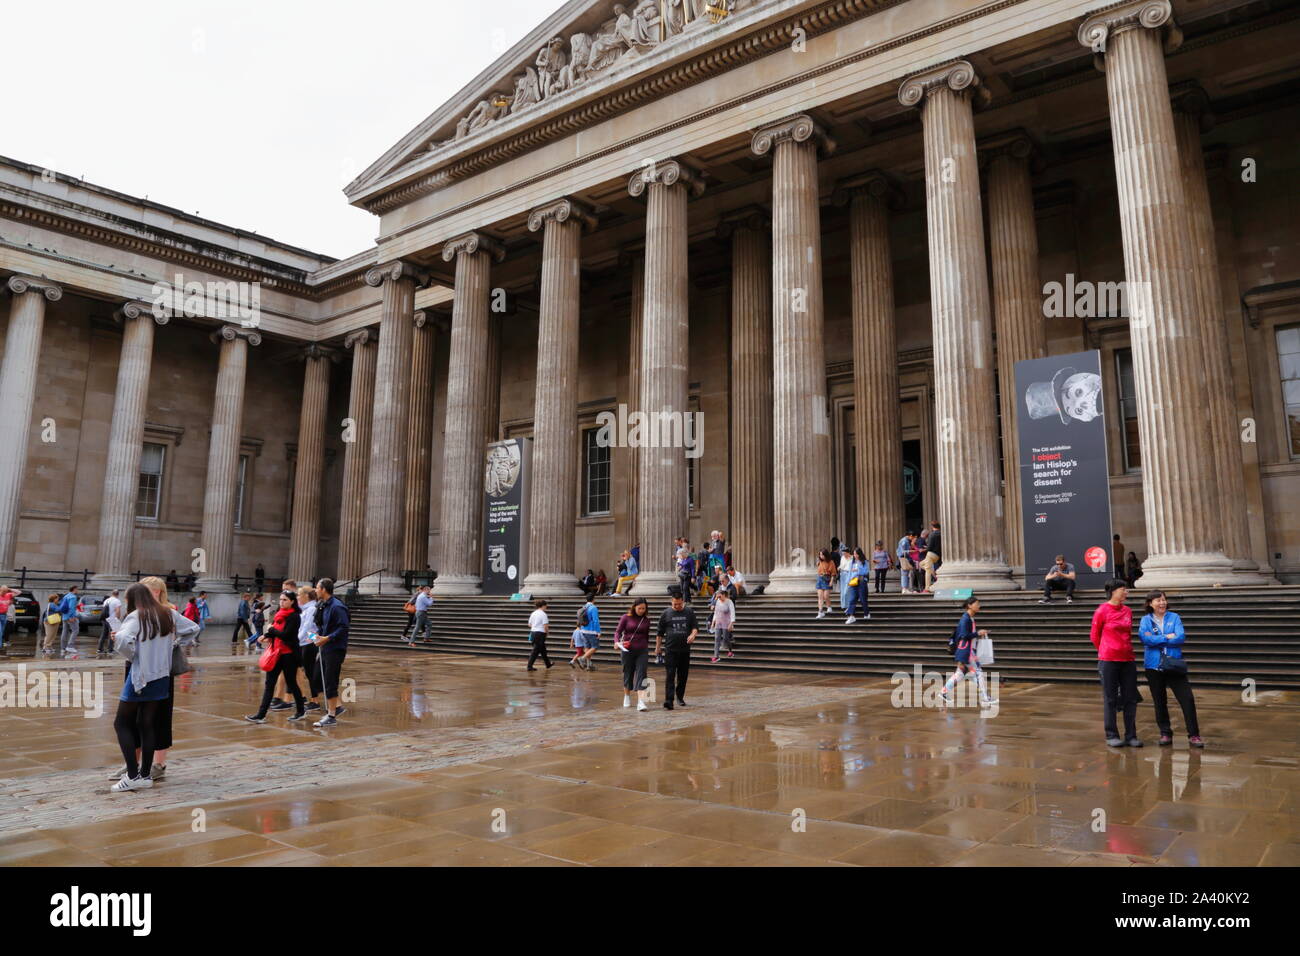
46, 612, 62, 625
1159, 646, 1188, 676
976, 636, 995, 666
848, 576, 860, 587
171, 642, 193, 676
403, 601, 416, 614
258, 640, 286, 672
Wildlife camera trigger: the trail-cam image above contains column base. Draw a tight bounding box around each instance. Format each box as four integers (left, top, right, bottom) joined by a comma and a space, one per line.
520, 573, 581, 597
194, 577, 236, 594
359, 574, 412, 595
630, 571, 677, 596
927, 560, 1019, 593
1229, 557, 1276, 586
764, 566, 818, 595
431, 574, 483, 596
1135, 552, 1235, 589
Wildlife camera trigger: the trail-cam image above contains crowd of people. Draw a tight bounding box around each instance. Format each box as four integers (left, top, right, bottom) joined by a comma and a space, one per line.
98, 576, 351, 793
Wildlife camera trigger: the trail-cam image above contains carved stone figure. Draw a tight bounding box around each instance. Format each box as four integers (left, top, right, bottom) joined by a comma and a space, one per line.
586, 15, 629, 73
563, 33, 592, 88
511, 67, 541, 113
616, 0, 662, 52
536, 36, 567, 100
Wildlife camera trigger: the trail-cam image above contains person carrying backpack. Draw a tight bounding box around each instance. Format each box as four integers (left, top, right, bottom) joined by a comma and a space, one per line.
574, 598, 601, 670
940, 596, 996, 707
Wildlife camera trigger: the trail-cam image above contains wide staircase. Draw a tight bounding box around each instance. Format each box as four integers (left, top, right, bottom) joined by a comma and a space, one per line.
345, 587, 1300, 689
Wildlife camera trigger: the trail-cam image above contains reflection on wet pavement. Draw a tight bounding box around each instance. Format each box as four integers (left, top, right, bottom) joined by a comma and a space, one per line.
0, 649, 1295, 865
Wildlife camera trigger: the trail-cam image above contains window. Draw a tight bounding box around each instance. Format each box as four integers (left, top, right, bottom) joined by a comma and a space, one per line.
1115, 349, 1141, 471
136, 442, 165, 519
687, 452, 695, 511
582, 428, 610, 516
1278, 325, 1300, 458
234, 454, 249, 528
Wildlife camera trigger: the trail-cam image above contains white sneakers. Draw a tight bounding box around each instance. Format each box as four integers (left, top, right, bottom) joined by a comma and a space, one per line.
637, 700, 648, 712
623, 694, 631, 708
844, 616, 856, 625
815, 610, 826, 619
111, 774, 153, 793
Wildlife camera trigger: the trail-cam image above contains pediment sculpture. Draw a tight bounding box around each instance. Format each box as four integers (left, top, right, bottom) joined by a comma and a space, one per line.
433, 0, 753, 152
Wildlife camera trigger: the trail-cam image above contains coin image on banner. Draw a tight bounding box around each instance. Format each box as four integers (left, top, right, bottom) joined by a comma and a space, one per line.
507, 565, 517, 581
1084, 546, 1108, 572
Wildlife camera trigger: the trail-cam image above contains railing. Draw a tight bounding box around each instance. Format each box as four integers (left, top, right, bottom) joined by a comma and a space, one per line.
401, 569, 439, 590
12, 568, 94, 590
231, 573, 291, 593
336, 568, 388, 603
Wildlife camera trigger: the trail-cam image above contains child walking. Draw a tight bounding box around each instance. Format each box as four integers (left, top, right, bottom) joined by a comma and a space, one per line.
940, 597, 997, 707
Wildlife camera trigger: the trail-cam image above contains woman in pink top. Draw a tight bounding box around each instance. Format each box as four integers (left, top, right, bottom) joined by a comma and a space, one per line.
1090, 579, 1141, 748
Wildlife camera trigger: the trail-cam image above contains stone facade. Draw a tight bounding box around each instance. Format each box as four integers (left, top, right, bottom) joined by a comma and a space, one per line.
3, 0, 1300, 611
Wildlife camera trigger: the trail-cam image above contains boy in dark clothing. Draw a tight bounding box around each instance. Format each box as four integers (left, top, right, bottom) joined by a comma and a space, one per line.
655, 589, 698, 710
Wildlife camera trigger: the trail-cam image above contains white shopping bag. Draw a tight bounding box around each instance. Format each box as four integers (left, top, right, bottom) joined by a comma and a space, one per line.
975, 636, 995, 666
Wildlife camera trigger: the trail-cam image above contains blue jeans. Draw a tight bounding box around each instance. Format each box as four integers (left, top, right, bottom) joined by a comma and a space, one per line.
838, 570, 851, 608
845, 580, 869, 618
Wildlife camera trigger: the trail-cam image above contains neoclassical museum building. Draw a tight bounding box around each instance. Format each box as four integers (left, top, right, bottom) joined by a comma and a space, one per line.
1, 0, 1299, 610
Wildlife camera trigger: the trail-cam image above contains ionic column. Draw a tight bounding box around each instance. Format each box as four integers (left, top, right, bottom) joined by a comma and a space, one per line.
433, 232, 506, 595
287, 345, 332, 583
834, 174, 906, 555
523, 198, 596, 595
899, 62, 1015, 590
197, 325, 260, 591
402, 311, 439, 573
752, 115, 834, 593
484, 312, 501, 447
91, 301, 168, 588
627, 160, 704, 594
361, 260, 429, 592
0, 276, 61, 573
337, 329, 377, 581
1078, 2, 1233, 586
1171, 86, 1269, 583
623, 249, 645, 552
982, 132, 1047, 572
719, 209, 773, 586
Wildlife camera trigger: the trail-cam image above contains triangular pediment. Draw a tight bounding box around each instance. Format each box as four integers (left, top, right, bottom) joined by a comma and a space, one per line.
346, 0, 768, 210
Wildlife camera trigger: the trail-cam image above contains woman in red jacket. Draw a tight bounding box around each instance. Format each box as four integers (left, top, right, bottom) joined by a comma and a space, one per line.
1090, 579, 1141, 748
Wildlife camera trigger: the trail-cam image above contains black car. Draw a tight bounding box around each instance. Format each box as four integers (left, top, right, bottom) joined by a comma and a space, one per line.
12, 590, 41, 634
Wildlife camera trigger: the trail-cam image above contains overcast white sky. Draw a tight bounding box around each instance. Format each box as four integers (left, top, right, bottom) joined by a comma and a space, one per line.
1, 0, 552, 260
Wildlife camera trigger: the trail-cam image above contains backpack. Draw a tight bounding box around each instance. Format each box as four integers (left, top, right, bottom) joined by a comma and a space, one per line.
948, 622, 960, 652
577, 606, 589, 627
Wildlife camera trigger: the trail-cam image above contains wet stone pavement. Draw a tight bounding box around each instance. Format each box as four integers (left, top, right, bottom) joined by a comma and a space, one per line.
0, 644, 1296, 866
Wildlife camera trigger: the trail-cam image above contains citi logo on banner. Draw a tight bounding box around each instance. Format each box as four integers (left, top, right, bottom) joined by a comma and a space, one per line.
49, 886, 152, 936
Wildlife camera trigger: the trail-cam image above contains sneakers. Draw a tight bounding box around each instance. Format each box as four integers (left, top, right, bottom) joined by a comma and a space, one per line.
569, 659, 579, 669
844, 616, 856, 625
1126, 738, 1144, 748
710, 657, 720, 663
111, 774, 153, 792
938, 691, 951, 708
305, 701, 321, 712
863, 613, 871, 621
149, 764, 166, 781
108, 765, 130, 781
287, 711, 308, 721
1065, 598, 1073, 605
815, 610, 826, 620
314, 714, 338, 727
726, 651, 734, 658
676, 699, 687, 707
663, 701, 673, 710
980, 697, 997, 707
623, 694, 632, 708
245, 714, 267, 723
269, 700, 292, 711
1159, 734, 1173, 746
1037, 598, 1051, 605
335, 706, 348, 716
1105, 737, 1124, 747
586, 662, 596, 671
1189, 735, 1205, 748
637, 700, 648, 712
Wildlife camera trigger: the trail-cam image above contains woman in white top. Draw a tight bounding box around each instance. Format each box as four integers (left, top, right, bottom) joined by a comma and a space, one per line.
296, 586, 323, 712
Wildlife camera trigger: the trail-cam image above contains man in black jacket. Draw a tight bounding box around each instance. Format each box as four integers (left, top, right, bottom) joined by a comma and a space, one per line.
655, 588, 698, 710
922, 520, 943, 592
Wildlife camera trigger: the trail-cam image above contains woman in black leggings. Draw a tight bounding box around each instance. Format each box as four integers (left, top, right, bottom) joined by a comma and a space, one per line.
245, 591, 305, 722
615, 598, 652, 712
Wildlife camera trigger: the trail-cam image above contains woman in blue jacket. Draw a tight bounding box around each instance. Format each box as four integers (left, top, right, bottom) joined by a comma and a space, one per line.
843, 548, 870, 624
1139, 590, 1203, 747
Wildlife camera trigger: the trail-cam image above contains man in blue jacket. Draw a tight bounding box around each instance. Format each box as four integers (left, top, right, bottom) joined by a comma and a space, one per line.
58, 586, 81, 657
311, 578, 350, 727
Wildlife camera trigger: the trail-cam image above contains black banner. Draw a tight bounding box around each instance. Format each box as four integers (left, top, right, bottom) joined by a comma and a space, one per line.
1014, 350, 1114, 584
481, 438, 532, 595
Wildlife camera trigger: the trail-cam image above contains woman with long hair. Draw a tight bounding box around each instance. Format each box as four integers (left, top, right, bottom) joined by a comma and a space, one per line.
108, 576, 198, 783
940, 596, 996, 707
110, 584, 191, 791
615, 597, 652, 711
844, 547, 870, 624
1139, 590, 1203, 747
815, 549, 836, 619
296, 585, 324, 713
246, 590, 306, 723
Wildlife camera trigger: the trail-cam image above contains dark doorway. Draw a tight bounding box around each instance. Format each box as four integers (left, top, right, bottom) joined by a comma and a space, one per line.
903, 439, 924, 533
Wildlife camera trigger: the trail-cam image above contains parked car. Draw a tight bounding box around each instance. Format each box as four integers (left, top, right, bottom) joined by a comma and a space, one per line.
12, 590, 40, 634
77, 594, 107, 628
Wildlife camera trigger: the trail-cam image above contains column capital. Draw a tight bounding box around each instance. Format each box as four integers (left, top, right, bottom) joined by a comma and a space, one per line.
831, 171, 904, 210
114, 299, 169, 326
1171, 81, 1214, 131
627, 158, 706, 199
1078, 0, 1181, 56
209, 324, 262, 347
750, 114, 835, 158
716, 206, 770, 240
344, 327, 375, 349
299, 342, 338, 362
364, 259, 432, 288
5, 274, 62, 302
417, 309, 451, 334
527, 197, 597, 234
440, 231, 506, 263
898, 60, 986, 109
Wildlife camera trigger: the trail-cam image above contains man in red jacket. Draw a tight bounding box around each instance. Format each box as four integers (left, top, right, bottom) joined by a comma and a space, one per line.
1090, 579, 1141, 747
